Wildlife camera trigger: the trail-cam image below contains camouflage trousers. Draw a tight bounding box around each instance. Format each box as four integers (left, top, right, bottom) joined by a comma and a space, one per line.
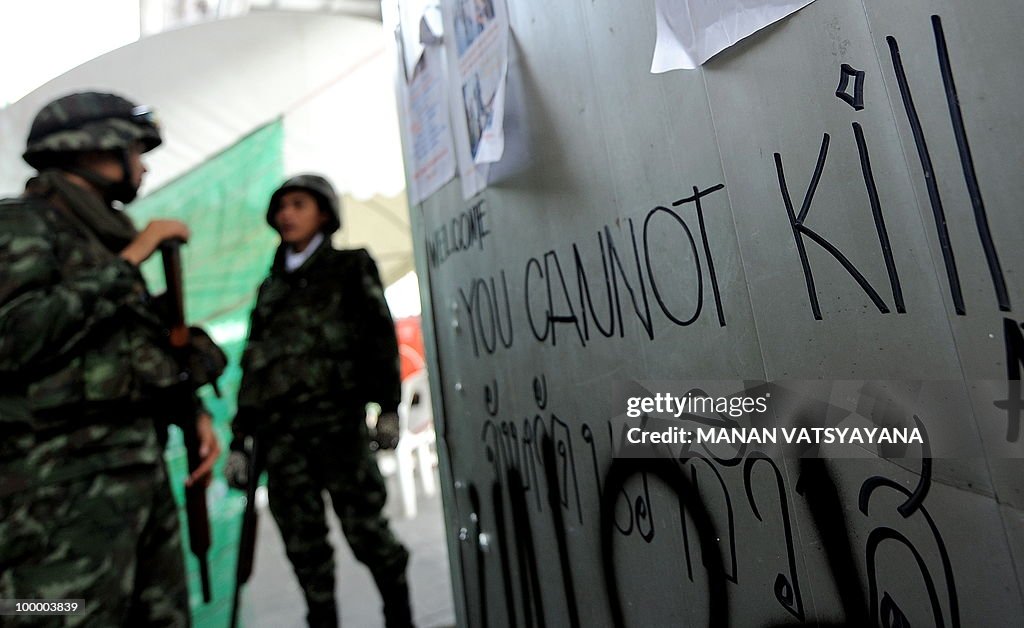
0, 462, 189, 628
264, 416, 411, 628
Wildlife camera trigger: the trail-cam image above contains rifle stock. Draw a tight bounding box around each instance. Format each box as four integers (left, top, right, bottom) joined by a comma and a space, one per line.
160, 239, 213, 604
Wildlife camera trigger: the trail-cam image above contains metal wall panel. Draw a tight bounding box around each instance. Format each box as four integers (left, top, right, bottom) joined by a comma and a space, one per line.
403, 0, 1024, 625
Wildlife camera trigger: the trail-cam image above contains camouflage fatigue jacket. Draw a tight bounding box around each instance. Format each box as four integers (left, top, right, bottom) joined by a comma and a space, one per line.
234, 242, 401, 436
0, 184, 184, 495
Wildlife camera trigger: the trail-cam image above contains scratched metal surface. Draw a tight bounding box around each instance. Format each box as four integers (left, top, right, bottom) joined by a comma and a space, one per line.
701, 1, 1022, 623
402, 0, 1024, 625
861, 0, 1024, 521
857, 14, 1024, 628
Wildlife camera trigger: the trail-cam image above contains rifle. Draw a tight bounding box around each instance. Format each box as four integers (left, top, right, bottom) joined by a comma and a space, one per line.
160, 238, 213, 604
230, 435, 261, 628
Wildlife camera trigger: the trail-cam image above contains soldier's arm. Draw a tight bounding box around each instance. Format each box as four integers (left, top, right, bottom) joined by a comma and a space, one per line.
232, 282, 269, 440
354, 249, 402, 414
0, 208, 141, 372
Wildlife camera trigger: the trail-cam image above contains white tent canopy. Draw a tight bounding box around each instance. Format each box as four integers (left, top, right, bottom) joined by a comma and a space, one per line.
0, 10, 415, 282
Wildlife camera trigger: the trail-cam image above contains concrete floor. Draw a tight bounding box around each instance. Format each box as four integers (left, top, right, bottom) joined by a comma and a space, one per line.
239, 466, 456, 628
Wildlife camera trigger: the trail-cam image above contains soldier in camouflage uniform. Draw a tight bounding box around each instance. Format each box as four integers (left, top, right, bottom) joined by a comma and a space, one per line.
0, 92, 222, 627
225, 174, 413, 628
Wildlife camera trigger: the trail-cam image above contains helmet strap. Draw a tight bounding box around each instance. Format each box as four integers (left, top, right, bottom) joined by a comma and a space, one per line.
62, 150, 138, 204
111, 150, 139, 203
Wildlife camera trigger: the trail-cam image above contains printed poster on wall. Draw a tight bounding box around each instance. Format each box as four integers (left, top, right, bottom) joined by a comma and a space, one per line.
400, 45, 458, 205
389, 1, 457, 205
651, 0, 817, 72
442, 0, 510, 199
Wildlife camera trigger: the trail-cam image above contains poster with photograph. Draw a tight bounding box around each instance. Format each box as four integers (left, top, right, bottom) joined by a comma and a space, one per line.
442, 0, 510, 199
389, 1, 457, 204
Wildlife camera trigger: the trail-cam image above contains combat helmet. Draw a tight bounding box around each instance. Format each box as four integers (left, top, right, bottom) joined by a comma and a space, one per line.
23, 91, 161, 202
267, 174, 342, 235
24, 92, 161, 168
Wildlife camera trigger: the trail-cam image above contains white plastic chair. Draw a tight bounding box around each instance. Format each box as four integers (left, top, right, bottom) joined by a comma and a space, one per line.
374, 370, 437, 518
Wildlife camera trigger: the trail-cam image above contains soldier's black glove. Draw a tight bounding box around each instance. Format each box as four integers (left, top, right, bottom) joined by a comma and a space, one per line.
224, 437, 251, 490
371, 412, 401, 451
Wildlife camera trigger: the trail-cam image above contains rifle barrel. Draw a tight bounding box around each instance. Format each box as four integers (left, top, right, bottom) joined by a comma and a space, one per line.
231, 437, 260, 627
160, 238, 213, 605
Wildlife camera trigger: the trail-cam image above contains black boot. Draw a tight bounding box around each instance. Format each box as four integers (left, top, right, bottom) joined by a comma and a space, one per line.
374, 551, 414, 628
380, 578, 414, 628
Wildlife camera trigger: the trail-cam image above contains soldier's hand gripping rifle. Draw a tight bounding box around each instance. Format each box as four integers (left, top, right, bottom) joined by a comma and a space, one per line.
160, 238, 214, 604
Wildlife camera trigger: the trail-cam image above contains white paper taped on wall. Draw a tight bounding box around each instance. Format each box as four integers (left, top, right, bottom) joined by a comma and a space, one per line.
397, 0, 437, 76
651, 0, 816, 72
420, 3, 444, 45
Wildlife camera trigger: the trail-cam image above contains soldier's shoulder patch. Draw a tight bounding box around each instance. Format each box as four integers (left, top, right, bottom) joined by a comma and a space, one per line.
329, 247, 364, 269
0, 197, 53, 236
0, 197, 32, 213
336, 246, 367, 257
